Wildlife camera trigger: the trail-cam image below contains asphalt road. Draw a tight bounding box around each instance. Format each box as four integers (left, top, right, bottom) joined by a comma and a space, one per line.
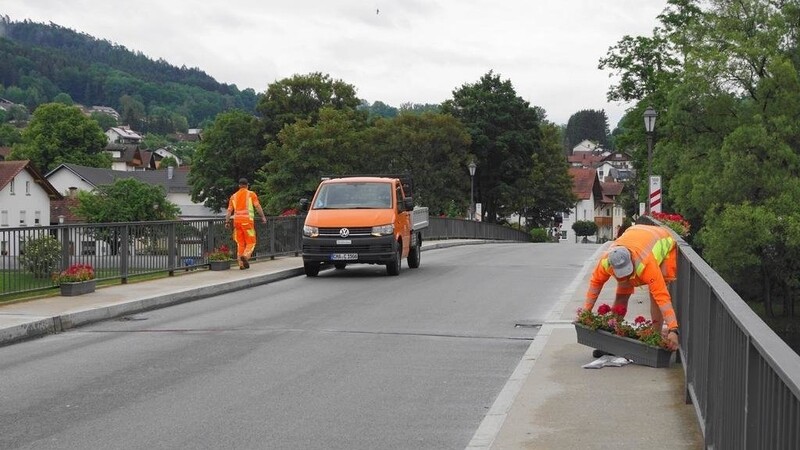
0, 243, 597, 450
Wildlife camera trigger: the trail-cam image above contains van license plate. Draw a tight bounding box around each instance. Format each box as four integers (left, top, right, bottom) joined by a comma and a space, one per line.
331, 253, 358, 261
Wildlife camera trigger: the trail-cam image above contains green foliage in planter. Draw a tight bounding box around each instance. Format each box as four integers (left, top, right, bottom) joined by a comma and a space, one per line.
18, 235, 61, 278
572, 220, 598, 237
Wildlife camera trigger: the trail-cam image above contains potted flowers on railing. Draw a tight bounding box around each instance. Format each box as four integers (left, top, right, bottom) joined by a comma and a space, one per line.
206, 244, 232, 271
574, 303, 673, 368
54, 263, 96, 296
651, 212, 690, 238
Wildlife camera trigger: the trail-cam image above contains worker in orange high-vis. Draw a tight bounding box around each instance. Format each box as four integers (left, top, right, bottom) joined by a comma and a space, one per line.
225, 178, 267, 270
582, 224, 680, 351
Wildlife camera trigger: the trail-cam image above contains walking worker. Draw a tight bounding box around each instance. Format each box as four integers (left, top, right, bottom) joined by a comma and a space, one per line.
582, 224, 680, 351
225, 178, 267, 270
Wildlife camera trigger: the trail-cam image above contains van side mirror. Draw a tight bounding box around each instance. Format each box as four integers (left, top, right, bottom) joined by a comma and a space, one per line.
299, 198, 309, 212
403, 197, 414, 211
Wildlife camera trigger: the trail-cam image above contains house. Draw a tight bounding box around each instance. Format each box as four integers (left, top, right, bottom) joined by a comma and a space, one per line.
89, 106, 121, 121
572, 139, 601, 154
45, 163, 222, 219
0, 160, 62, 255
105, 126, 143, 145
0, 97, 19, 111
105, 143, 154, 171
598, 180, 626, 241
562, 167, 603, 242
152, 147, 182, 167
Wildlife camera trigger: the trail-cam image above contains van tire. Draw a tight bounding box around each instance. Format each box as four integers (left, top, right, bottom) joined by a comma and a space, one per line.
386, 243, 401, 276
407, 235, 421, 269
304, 262, 321, 277
334, 262, 347, 270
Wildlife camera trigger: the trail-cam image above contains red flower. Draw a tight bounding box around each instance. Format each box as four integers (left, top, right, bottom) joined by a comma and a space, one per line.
634, 315, 646, 324
597, 304, 611, 315
612, 304, 627, 317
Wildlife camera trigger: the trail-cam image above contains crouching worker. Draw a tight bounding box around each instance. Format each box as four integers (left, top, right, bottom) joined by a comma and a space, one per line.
582, 224, 680, 351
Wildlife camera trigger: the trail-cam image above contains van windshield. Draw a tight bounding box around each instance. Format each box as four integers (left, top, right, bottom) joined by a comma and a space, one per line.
313, 182, 393, 209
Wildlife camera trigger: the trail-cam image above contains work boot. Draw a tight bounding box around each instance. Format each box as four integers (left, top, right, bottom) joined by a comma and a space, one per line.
240, 255, 250, 269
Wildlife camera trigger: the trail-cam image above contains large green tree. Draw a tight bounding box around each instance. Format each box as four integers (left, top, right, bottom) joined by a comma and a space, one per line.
74, 177, 180, 222
188, 109, 263, 212
256, 72, 362, 143
9, 102, 110, 172
563, 109, 611, 152
441, 71, 542, 223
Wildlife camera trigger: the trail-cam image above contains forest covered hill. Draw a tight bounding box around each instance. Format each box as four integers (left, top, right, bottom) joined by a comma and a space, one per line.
0, 16, 259, 130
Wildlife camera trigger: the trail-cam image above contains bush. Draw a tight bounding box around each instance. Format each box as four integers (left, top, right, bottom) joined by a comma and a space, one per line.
19, 235, 62, 278
530, 228, 549, 242
572, 220, 598, 237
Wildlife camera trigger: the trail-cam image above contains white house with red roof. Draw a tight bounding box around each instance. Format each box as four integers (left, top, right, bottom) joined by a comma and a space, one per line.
0, 160, 62, 255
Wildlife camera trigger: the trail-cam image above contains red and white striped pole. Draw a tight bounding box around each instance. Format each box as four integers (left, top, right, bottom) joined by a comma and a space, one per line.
649, 175, 662, 214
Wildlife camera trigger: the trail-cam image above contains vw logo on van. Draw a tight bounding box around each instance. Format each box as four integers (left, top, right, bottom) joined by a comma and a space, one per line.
339, 228, 350, 238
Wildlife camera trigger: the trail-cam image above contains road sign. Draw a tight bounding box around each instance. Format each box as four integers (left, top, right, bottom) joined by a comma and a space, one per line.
649, 176, 662, 213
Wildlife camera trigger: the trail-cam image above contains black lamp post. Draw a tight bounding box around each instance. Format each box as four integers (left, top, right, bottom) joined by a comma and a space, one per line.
468, 160, 477, 220
643, 106, 657, 215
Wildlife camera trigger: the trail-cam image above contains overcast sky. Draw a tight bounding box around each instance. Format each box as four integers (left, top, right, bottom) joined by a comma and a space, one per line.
2, 1, 667, 127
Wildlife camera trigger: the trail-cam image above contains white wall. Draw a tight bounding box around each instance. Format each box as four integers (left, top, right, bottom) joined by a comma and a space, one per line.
561, 197, 596, 243
47, 170, 95, 195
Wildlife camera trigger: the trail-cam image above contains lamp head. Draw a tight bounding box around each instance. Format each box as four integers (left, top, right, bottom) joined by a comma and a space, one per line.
643, 106, 657, 133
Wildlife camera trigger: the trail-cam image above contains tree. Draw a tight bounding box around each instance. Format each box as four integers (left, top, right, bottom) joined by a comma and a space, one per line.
0, 123, 22, 146
8, 103, 110, 173
441, 71, 542, 223
256, 72, 362, 143
572, 220, 598, 242
363, 112, 472, 214
188, 110, 263, 212
256, 107, 370, 214
74, 177, 180, 222
90, 111, 117, 131
563, 109, 611, 152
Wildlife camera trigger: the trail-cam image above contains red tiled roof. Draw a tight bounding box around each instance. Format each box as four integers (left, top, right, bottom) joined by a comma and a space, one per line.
0, 160, 62, 198
569, 167, 600, 200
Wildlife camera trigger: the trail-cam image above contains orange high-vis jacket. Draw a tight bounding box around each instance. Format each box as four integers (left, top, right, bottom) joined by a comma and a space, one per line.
227, 188, 261, 224
584, 224, 678, 329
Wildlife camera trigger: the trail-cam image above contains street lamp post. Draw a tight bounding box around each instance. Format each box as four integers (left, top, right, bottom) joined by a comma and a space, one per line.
468, 160, 477, 221
643, 106, 657, 215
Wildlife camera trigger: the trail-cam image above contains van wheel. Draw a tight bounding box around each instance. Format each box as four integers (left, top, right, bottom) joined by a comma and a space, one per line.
408, 235, 421, 269
334, 262, 347, 270
304, 262, 321, 277
386, 243, 401, 276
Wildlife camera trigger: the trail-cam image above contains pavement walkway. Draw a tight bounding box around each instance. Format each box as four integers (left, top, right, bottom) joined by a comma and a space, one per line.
0, 240, 704, 449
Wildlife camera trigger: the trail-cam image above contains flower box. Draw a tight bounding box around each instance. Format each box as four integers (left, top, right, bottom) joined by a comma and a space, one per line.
60, 279, 96, 296
574, 323, 672, 368
208, 260, 231, 271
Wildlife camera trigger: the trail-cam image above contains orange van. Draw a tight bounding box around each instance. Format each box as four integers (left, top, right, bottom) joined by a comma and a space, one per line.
300, 175, 428, 276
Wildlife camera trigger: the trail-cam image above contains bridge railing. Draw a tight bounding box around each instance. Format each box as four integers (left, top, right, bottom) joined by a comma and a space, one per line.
0, 216, 529, 299
648, 219, 800, 449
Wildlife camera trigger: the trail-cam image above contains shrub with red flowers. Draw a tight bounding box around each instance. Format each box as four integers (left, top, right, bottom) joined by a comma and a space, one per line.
575, 303, 666, 348
206, 244, 232, 261
651, 212, 690, 238
53, 263, 95, 283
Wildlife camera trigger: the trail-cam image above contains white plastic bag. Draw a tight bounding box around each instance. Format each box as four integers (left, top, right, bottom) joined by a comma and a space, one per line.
582, 355, 632, 369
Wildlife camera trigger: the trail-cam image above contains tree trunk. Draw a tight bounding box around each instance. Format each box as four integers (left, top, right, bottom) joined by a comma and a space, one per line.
763, 269, 774, 318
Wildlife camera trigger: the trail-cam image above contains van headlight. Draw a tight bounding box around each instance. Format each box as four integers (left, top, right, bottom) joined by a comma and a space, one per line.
303, 225, 319, 237
371, 224, 394, 236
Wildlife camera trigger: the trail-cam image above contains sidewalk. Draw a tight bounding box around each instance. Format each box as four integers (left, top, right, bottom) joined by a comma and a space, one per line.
474, 245, 704, 449
0, 240, 703, 449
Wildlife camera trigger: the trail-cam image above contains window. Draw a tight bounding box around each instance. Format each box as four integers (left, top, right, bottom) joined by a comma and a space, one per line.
25, 180, 31, 195
1, 210, 7, 226
560, 230, 567, 240
9, 178, 14, 195
0, 241, 6, 255
19, 210, 26, 226
35, 211, 41, 225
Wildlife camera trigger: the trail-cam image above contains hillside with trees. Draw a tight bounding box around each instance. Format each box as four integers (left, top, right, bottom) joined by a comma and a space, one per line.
0, 16, 258, 130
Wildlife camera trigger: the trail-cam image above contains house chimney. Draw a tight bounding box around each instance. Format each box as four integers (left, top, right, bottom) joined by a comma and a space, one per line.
167, 166, 174, 180
68, 187, 77, 198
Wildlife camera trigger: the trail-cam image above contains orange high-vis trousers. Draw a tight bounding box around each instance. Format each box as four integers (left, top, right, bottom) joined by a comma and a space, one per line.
232, 219, 257, 259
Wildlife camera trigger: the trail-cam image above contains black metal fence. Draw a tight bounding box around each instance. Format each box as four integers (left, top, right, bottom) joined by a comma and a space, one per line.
640, 219, 800, 449
0, 216, 304, 298
0, 216, 530, 299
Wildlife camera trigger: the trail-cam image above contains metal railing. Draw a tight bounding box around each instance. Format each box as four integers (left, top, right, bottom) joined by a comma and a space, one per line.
0, 216, 530, 298
0, 216, 304, 298
638, 219, 800, 449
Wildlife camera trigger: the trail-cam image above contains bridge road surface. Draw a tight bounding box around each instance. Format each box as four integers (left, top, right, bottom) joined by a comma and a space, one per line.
0, 243, 598, 450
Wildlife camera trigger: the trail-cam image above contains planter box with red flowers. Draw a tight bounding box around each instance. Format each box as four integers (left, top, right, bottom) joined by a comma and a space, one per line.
574, 303, 673, 368
54, 263, 96, 296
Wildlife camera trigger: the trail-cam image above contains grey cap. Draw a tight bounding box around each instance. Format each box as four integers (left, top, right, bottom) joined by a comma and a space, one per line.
608, 247, 633, 277
238, 178, 248, 185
